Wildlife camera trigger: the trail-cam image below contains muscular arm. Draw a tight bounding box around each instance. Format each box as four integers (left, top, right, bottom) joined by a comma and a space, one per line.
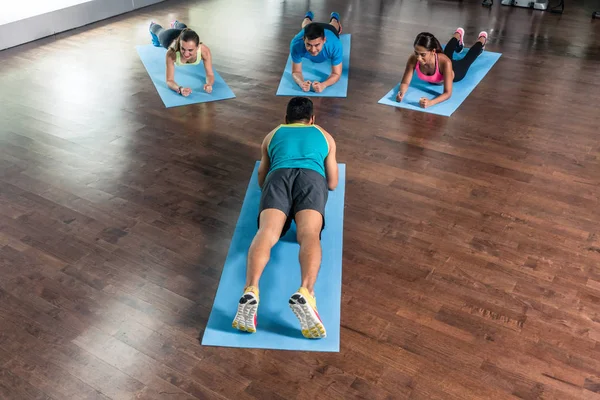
317, 126, 339, 190
397, 55, 417, 101
201, 44, 215, 87
291, 62, 305, 86
320, 63, 342, 89
428, 56, 453, 106
258, 129, 276, 188
165, 51, 181, 93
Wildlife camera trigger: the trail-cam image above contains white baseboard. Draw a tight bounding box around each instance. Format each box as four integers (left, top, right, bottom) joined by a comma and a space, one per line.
0, 0, 165, 51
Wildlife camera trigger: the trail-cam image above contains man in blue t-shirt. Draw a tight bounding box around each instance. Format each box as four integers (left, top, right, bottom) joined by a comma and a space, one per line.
289, 11, 343, 93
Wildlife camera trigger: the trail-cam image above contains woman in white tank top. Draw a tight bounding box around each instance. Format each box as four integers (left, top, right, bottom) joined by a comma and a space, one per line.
149, 20, 215, 96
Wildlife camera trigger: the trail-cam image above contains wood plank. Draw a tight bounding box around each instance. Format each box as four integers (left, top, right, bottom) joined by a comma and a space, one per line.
1, 0, 600, 398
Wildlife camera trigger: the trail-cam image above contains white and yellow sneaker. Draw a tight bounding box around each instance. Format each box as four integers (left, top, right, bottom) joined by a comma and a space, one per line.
289, 287, 326, 339
232, 286, 259, 333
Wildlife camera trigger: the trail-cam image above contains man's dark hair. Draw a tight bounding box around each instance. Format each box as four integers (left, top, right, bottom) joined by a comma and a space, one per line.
303, 23, 325, 41
286, 97, 313, 123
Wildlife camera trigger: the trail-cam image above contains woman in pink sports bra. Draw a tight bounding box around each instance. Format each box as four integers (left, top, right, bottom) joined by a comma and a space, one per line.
396, 29, 488, 108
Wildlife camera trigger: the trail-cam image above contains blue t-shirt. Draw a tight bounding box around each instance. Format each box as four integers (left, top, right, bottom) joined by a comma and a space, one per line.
290, 29, 343, 65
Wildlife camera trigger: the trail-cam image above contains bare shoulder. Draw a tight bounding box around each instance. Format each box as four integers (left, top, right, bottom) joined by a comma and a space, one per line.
166, 48, 176, 61
315, 125, 336, 146
263, 126, 279, 145
438, 52, 452, 66
201, 43, 211, 57
407, 53, 418, 65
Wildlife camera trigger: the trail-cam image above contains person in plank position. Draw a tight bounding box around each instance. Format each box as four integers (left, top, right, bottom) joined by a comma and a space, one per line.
148, 20, 215, 96
232, 97, 339, 339
290, 11, 343, 93
396, 28, 488, 108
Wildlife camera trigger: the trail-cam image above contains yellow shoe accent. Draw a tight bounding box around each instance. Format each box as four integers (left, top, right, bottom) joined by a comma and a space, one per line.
289, 287, 327, 339
232, 286, 259, 333
297, 287, 316, 309
244, 285, 260, 302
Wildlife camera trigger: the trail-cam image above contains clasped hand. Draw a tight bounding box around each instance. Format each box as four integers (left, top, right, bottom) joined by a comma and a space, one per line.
300, 80, 326, 93
396, 91, 431, 108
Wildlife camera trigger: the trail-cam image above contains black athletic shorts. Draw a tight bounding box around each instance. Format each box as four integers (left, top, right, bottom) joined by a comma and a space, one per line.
258, 168, 328, 238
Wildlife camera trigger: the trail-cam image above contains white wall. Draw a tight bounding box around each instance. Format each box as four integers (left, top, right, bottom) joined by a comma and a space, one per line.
0, 0, 166, 51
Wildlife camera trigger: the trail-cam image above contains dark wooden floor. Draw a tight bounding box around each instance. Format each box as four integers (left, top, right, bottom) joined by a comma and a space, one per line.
1, 0, 600, 398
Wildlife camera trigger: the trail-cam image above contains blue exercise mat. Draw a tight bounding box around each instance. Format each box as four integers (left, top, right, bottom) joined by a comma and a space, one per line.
136, 44, 236, 108
276, 34, 351, 98
378, 49, 501, 116
202, 162, 346, 352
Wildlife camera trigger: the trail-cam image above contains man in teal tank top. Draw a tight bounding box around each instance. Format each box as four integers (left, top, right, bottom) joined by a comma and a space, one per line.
232, 97, 339, 339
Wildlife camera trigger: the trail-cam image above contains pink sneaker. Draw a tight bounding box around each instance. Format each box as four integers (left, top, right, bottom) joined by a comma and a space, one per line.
478, 31, 488, 51
454, 27, 465, 53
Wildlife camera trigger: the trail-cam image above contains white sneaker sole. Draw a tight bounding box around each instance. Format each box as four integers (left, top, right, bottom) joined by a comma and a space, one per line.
289, 293, 326, 339
232, 293, 258, 333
